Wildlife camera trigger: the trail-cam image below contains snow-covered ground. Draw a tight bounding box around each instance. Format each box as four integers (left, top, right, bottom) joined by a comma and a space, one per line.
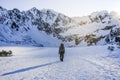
0, 46, 120, 80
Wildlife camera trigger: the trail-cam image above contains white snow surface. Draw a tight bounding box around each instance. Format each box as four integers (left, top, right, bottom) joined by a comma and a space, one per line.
0, 46, 120, 80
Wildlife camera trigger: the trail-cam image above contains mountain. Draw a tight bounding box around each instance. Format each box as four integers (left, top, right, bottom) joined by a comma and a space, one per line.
0, 6, 120, 47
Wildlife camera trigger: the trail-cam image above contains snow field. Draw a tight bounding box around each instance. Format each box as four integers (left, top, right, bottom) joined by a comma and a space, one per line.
0, 46, 120, 80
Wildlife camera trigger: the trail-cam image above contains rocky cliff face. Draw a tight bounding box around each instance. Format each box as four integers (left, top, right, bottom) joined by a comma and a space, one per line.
0, 6, 120, 47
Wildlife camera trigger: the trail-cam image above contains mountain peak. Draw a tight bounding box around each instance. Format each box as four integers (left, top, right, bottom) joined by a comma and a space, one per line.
0, 6, 120, 47
30, 7, 38, 11
0, 6, 7, 11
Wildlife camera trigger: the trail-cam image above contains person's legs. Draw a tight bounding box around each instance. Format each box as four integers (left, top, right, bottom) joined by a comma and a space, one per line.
60, 54, 62, 61
61, 54, 64, 61
62, 54, 64, 60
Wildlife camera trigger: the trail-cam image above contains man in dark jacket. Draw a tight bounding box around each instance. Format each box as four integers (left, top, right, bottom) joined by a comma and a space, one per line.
59, 43, 65, 61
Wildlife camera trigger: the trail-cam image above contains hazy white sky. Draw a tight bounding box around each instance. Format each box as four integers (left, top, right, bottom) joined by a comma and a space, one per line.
0, 0, 120, 17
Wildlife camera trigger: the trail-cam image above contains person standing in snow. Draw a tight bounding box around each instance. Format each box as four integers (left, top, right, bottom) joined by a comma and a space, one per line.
59, 43, 65, 61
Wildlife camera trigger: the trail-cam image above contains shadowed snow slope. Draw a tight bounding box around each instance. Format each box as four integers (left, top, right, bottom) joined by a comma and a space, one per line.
0, 46, 120, 80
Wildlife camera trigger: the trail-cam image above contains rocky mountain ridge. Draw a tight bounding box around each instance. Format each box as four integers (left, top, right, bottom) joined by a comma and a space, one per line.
0, 6, 120, 47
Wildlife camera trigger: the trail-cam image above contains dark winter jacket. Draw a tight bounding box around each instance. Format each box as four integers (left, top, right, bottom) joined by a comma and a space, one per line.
59, 44, 65, 54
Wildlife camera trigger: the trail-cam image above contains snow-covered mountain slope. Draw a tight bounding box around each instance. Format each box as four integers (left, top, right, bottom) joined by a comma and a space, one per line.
0, 46, 120, 80
0, 6, 120, 47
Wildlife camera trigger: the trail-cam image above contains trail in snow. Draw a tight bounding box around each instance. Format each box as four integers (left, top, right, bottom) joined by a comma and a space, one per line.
0, 46, 120, 80
1, 61, 59, 76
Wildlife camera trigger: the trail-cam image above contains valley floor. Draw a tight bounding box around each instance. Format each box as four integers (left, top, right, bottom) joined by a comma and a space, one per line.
0, 46, 120, 80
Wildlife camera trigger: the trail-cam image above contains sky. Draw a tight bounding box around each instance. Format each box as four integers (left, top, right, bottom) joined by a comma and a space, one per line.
0, 0, 120, 17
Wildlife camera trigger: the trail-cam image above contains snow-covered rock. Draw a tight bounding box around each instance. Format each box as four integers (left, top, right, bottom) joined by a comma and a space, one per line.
0, 6, 120, 47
